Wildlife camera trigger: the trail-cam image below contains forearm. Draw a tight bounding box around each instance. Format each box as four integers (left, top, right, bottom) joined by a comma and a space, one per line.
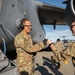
23, 42, 44, 53
49, 43, 57, 51
49, 43, 58, 58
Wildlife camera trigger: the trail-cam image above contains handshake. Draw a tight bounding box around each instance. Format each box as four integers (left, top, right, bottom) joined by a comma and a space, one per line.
46, 39, 57, 51
43, 39, 56, 50
43, 39, 58, 60
48, 40, 59, 61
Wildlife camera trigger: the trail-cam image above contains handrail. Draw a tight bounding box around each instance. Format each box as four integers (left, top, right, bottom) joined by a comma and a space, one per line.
2, 38, 6, 55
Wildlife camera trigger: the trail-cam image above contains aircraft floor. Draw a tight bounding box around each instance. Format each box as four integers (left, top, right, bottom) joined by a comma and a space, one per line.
34, 51, 75, 75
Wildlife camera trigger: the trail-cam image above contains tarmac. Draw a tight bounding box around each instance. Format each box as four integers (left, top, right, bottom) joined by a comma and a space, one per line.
34, 51, 75, 75
4, 50, 75, 75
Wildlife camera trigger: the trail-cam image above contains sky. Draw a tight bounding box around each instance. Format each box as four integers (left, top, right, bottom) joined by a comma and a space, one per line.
38, 0, 75, 42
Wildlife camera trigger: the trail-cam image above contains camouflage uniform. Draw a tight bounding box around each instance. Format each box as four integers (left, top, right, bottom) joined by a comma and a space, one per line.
55, 42, 64, 60
64, 42, 75, 57
70, 43, 75, 56
14, 31, 45, 75
62, 42, 75, 66
55, 42, 75, 64
70, 42, 75, 66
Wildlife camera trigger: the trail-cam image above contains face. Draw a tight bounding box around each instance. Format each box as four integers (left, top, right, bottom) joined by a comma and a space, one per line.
23, 20, 32, 34
71, 21, 75, 36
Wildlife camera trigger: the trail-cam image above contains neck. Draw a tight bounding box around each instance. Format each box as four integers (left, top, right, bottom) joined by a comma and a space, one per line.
22, 30, 29, 35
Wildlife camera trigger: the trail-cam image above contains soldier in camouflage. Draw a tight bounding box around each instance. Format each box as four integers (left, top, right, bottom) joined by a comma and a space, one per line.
55, 38, 65, 61
60, 20, 75, 67
61, 21, 75, 66
14, 18, 57, 75
56, 21, 75, 67
51, 21, 75, 68
68, 21, 75, 66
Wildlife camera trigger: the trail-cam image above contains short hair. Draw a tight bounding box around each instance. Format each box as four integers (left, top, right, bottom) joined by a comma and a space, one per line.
21, 18, 29, 25
20, 18, 29, 29
57, 38, 60, 42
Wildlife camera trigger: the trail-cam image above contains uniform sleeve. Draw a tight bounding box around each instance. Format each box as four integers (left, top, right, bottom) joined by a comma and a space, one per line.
55, 43, 58, 49
15, 36, 45, 53
61, 43, 65, 50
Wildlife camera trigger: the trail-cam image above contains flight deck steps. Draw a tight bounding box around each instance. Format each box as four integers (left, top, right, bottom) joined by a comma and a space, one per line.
0, 49, 19, 75
0, 66, 18, 75
0, 58, 9, 70
0, 50, 6, 60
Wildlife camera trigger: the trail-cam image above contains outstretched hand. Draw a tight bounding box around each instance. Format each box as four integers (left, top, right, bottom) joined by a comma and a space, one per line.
47, 40, 52, 45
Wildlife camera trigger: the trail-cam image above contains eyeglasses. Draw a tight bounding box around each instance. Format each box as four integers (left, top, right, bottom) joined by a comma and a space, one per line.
24, 25, 32, 27
70, 25, 75, 30
71, 25, 75, 28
